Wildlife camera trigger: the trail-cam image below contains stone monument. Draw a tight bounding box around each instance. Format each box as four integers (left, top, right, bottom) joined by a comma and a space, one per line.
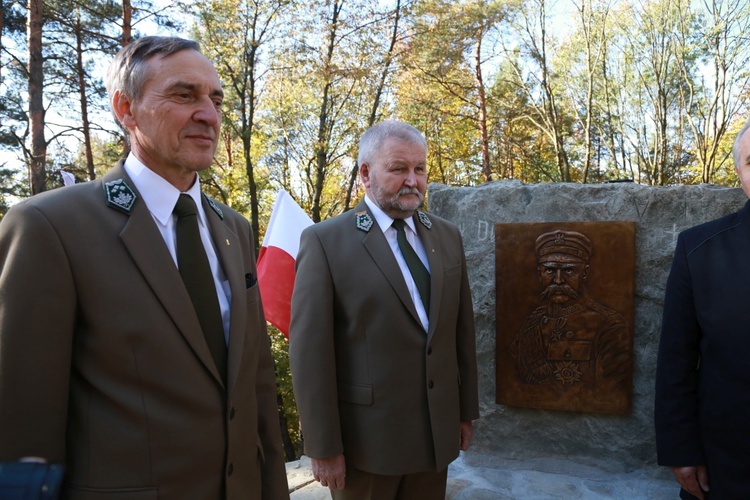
428, 180, 746, 491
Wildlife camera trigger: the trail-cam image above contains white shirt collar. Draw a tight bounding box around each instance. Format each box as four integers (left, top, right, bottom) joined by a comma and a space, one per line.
123, 153, 208, 227
364, 194, 417, 234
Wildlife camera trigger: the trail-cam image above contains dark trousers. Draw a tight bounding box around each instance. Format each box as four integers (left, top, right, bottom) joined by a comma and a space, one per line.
330, 466, 448, 500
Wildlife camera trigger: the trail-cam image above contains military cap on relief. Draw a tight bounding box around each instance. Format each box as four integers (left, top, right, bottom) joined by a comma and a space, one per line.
535, 230, 592, 263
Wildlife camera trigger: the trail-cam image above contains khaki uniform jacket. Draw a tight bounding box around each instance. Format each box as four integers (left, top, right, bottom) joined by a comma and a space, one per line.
0, 163, 289, 500
289, 200, 479, 475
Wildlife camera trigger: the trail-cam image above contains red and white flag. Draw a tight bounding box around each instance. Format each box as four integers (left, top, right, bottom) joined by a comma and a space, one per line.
257, 190, 314, 339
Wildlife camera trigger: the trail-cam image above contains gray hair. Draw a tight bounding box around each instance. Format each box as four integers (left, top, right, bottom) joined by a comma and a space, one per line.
106, 36, 201, 128
357, 120, 427, 167
733, 117, 750, 169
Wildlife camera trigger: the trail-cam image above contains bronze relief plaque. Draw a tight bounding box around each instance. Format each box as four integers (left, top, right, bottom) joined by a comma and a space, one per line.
495, 221, 635, 414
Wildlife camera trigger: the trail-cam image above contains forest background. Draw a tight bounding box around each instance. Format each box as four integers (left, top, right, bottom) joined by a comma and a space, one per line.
2, 0, 749, 460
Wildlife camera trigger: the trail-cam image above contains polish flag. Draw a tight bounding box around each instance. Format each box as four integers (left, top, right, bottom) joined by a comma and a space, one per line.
257, 190, 314, 339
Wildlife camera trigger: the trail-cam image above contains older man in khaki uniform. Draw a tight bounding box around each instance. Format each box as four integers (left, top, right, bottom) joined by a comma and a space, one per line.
290, 120, 479, 499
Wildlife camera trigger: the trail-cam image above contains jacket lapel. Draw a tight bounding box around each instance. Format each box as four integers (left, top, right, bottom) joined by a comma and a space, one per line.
202, 196, 246, 394
104, 165, 224, 386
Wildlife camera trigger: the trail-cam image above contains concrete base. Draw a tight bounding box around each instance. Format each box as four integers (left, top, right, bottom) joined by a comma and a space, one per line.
286, 455, 678, 499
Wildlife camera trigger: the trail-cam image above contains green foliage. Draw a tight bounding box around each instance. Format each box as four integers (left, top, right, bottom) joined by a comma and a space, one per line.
1, 10, 31, 158
250, 0, 401, 220
0, 165, 28, 220
399, 0, 517, 183
4, 0, 750, 205
0, 0, 189, 197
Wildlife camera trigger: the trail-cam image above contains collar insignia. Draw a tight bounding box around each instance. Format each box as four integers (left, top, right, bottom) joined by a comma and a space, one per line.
203, 193, 224, 220
104, 179, 138, 213
355, 211, 373, 232
417, 211, 432, 229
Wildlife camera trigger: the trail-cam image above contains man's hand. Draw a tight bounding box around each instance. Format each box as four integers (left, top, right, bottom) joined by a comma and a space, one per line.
671, 465, 709, 500
459, 420, 473, 451
312, 455, 346, 490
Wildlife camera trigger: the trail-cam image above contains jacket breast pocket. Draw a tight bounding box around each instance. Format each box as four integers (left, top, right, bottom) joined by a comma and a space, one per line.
337, 383, 373, 406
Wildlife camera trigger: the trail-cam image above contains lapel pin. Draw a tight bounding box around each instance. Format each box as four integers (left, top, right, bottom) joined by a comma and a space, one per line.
203, 193, 224, 220
418, 211, 432, 229
104, 178, 138, 213
226, 239, 230, 246
355, 211, 373, 232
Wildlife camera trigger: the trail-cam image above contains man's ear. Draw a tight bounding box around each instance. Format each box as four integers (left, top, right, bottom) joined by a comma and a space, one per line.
112, 90, 135, 129
359, 162, 371, 188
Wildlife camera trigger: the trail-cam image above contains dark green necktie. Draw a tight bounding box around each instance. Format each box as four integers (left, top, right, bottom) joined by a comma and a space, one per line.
392, 218, 430, 314
174, 194, 227, 385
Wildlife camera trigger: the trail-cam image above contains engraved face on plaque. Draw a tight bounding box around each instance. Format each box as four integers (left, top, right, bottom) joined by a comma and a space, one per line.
495, 222, 635, 414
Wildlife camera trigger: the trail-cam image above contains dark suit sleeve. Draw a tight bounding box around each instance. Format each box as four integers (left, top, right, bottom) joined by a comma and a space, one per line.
289, 226, 344, 459
654, 233, 705, 466
455, 232, 480, 421
0, 203, 75, 462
